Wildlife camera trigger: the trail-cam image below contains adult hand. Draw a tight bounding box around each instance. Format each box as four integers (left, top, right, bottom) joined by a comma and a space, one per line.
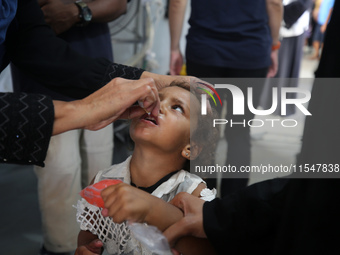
74, 239, 103, 255
170, 49, 184, 75
163, 192, 207, 247
53, 77, 160, 135
38, 0, 78, 35
267, 50, 279, 78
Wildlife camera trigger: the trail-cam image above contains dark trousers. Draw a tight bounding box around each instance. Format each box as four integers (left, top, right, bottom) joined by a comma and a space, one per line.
187, 60, 268, 196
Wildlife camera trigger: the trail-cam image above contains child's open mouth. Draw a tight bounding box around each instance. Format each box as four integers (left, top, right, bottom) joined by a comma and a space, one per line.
141, 113, 159, 126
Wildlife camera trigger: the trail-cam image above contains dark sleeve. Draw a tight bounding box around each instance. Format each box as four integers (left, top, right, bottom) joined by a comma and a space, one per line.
0, 93, 54, 167
203, 178, 288, 254
284, 0, 312, 29
6, 0, 144, 99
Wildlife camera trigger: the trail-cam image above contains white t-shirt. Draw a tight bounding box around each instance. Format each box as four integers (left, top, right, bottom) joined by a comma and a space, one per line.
281, 0, 310, 38
76, 156, 216, 255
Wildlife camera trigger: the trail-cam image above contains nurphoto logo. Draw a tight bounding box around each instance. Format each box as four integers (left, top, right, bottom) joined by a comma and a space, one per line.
199, 83, 312, 128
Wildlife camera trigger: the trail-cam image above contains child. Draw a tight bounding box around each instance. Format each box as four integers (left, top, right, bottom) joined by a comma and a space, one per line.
75, 81, 218, 255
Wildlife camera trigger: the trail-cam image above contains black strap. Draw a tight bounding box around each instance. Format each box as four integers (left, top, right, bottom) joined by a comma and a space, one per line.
131, 170, 180, 194
284, 0, 313, 29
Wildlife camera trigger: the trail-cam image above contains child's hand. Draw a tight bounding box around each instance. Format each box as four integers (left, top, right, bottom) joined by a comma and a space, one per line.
101, 183, 155, 224
74, 239, 103, 255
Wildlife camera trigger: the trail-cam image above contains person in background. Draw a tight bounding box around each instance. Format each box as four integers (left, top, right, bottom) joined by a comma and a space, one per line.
168, 0, 283, 197
10, 1, 128, 254
260, 0, 312, 116
307, 0, 323, 48
309, 0, 334, 59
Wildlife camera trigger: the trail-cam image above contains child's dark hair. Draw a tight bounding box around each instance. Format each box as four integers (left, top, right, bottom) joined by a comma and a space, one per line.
169, 81, 219, 171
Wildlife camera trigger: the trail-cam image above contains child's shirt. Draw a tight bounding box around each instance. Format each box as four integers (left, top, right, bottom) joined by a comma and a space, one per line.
75, 156, 216, 255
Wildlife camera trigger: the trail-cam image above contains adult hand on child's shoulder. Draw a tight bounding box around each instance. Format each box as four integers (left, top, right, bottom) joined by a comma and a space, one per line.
75, 239, 103, 255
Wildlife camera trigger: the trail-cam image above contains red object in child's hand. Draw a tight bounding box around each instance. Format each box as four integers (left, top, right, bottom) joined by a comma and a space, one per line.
80, 179, 122, 208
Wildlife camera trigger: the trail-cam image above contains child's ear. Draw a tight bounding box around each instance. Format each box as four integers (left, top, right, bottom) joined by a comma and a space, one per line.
181, 142, 202, 160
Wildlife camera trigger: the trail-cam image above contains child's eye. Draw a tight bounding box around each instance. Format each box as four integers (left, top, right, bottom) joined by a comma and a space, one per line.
172, 105, 184, 114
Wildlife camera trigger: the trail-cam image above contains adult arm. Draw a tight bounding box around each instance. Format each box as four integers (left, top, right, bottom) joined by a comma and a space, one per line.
39, 0, 127, 35
0, 93, 54, 167
266, 0, 283, 77
320, 7, 333, 33
0, 78, 160, 167
164, 178, 288, 254
168, 0, 188, 75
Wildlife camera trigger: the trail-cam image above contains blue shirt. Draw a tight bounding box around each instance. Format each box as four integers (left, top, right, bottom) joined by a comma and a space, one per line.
186, 0, 271, 70
0, 0, 17, 71
318, 0, 335, 25
11, 21, 113, 101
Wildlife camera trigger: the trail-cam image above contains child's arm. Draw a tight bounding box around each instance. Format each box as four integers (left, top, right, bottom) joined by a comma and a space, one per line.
101, 182, 216, 255
101, 183, 184, 231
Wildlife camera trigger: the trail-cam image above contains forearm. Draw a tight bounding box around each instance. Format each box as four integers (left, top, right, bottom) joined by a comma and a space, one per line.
9, 0, 111, 99
325, 8, 333, 26
59, 0, 127, 24
40, 0, 127, 28
169, 0, 187, 51
86, 0, 127, 23
266, 0, 283, 45
52, 100, 86, 135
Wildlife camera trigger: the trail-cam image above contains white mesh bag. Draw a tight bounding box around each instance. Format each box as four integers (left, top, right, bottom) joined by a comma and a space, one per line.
75, 199, 172, 255
76, 199, 132, 254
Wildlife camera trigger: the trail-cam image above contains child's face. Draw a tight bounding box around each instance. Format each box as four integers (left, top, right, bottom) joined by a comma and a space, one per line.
130, 86, 200, 154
